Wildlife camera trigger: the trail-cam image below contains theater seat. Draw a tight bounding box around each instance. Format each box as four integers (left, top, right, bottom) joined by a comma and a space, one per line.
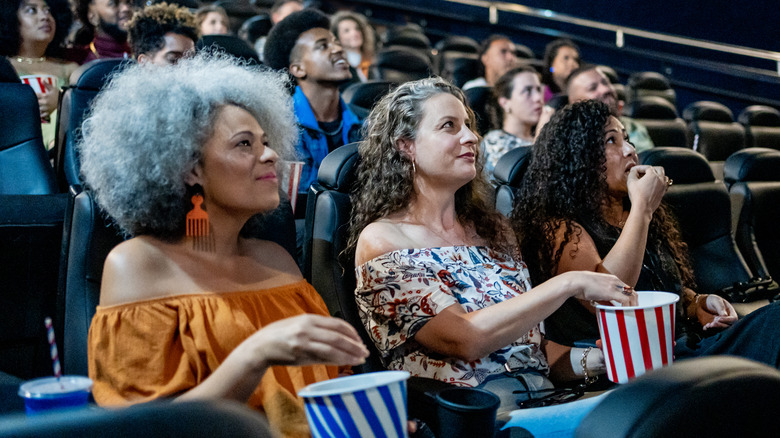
55, 58, 130, 191
639, 148, 757, 302
724, 148, 780, 283
433, 35, 479, 55
738, 105, 780, 151
303, 143, 383, 373
683, 101, 746, 162
369, 48, 432, 84
196, 35, 260, 65
624, 96, 688, 147
437, 52, 480, 89
493, 146, 533, 217
341, 80, 396, 113
626, 71, 676, 106
382, 24, 432, 60
0, 57, 20, 83
576, 356, 780, 438
464, 85, 492, 136
0, 83, 57, 195
596, 65, 619, 84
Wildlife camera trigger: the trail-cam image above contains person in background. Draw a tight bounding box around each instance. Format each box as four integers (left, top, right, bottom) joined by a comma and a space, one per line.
270, 0, 303, 24
567, 64, 654, 153
462, 34, 519, 91
349, 78, 637, 423
482, 65, 543, 176
73, 0, 137, 63
541, 38, 580, 102
263, 9, 362, 194
512, 99, 780, 368
79, 53, 369, 438
128, 1, 197, 66
195, 4, 229, 36
238, 14, 272, 57
330, 10, 375, 82
1, 0, 78, 149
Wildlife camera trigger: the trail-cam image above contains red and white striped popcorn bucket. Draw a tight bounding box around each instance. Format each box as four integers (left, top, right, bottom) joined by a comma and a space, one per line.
595, 291, 679, 383
282, 161, 304, 214
19, 75, 57, 94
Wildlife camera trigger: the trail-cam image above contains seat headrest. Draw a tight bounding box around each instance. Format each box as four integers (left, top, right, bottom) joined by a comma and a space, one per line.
596, 65, 619, 83
197, 35, 261, 65
374, 48, 431, 72
342, 81, 396, 111
625, 96, 678, 119
683, 101, 734, 123
434, 36, 479, 54
515, 44, 535, 59
638, 147, 714, 183
0, 57, 20, 83
316, 143, 360, 191
383, 28, 431, 50
493, 146, 533, 186
627, 71, 670, 90
71, 58, 130, 89
545, 94, 569, 111
723, 147, 780, 184
738, 105, 780, 127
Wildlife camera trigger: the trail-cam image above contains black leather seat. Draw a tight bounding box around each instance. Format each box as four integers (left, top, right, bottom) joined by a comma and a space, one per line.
433, 35, 479, 55
724, 148, 780, 283
683, 101, 746, 162
369, 48, 432, 84
639, 148, 756, 301
0, 83, 57, 195
341, 80, 396, 113
0, 400, 273, 437
624, 96, 688, 147
626, 71, 676, 106
463, 85, 492, 136
596, 65, 619, 84
738, 105, 780, 151
382, 25, 432, 60
302, 143, 383, 373
197, 34, 261, 65
0, 57, 20, 83
576, 356, 780, 438
437, 52, 480, 89
55, 58, 130, 191
493, 146, 533, 217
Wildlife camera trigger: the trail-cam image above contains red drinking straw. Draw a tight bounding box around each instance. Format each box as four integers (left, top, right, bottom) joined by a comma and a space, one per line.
44, 317, 62, 380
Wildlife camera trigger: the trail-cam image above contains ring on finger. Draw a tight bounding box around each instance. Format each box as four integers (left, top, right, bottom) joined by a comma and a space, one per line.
666, 177, 673, 187
617, 285, 635, 296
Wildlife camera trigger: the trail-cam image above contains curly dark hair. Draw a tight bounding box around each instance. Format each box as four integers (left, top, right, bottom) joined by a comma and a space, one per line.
541, 38, 579, 94
0, 0, 72, 58
128, 2, 198, 56
263, 8, 331, 71
487, 65, 539, 130
346, 77, 510, 257
511, 100, 695, 289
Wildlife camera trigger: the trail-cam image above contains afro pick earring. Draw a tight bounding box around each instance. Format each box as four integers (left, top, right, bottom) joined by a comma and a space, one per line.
186, 194, 214, 252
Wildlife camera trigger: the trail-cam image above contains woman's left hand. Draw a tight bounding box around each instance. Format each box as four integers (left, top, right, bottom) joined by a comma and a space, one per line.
696, 294, 738, 330
37, 81, 59, 120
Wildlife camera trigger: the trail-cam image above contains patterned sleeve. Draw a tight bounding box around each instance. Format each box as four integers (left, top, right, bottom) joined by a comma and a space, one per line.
355, 250, 460, 358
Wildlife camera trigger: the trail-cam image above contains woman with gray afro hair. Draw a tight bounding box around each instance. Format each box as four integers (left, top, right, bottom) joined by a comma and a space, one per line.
80, 52, 369, 437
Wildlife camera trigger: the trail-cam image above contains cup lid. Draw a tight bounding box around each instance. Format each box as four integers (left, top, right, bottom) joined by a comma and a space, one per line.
298, 371, 410, 398
18, 376, 93, 399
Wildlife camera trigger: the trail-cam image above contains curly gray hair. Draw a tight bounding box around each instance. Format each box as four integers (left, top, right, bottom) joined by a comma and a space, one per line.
78, 52, 298, 238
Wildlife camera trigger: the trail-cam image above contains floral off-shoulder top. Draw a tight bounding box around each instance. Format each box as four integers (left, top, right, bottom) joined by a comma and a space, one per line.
355, 246, 548, 387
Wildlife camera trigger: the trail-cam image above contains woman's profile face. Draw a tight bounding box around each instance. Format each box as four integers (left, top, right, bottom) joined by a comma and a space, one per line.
336, 18, 363, 51
603, 115, 637, 195
17, 0, 55, 49
409, 93, 478, 187
551, 45, 580, 85
200, 11, 229, 36
192, 105, 280, 215
501, 72, 543, 126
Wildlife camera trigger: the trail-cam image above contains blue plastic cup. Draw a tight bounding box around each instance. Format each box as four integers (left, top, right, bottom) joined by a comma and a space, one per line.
18, 376, 93, 415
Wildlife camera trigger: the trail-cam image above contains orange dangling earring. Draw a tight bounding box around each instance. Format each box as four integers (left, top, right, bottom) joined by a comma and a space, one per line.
186, 194, 209, 237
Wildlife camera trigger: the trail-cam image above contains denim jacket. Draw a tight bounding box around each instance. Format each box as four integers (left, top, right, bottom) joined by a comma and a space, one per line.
293, 86, 363, 193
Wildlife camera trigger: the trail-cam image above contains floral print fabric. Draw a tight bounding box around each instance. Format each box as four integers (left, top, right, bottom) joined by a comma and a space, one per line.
355, 246, 548, 387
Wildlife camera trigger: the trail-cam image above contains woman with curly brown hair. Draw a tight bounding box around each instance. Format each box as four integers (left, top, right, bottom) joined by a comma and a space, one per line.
348, 78, 638, 418
513, 99, 780, 367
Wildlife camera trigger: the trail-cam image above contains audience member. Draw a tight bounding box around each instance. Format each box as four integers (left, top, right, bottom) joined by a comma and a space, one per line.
195, 4, 229, 36
73, 0, 137, 63
79, 53, 368, 438
512, 99, 780, 368
482, 65, 542, 176
1, 0, 78, 149
270, 0, 303, 25
541, 38, 580, 102
128, 2, 197, 66
462, 34, 519, 91
264, 9, 362, 194
567, 64, 654, 152
330, 10, 375, 82
348, 77, 636, 418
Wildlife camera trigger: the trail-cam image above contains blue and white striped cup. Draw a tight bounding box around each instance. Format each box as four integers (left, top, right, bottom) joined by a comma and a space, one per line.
298, 370, 410, 438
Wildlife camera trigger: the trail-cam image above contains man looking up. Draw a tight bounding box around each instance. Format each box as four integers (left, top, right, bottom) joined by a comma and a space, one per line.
264, 9, 362, 194
74, 0, 138, 63
462, 34, 519, 91
128, 2, 197, 66
566, 64, 655, 153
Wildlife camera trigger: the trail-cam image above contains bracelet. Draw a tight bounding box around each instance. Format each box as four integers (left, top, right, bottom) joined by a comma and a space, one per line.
580, 347, 598, 385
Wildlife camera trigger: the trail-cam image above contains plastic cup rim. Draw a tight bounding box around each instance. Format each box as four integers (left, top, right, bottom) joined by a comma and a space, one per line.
18, 376, 93, 399
593, 290, 679, 311
436, 387, 500, 412
297, 370, 410, 398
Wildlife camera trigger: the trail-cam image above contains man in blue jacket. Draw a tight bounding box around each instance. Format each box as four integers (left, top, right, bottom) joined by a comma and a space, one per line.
265, 9, 363, 194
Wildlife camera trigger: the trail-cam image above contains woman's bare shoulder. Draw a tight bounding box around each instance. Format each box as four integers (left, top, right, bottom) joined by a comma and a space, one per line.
355, 220, 413, 266
99, 236, 179, 306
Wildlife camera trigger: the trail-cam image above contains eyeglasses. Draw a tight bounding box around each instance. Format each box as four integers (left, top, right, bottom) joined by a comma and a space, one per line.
513, 384, 586, 409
